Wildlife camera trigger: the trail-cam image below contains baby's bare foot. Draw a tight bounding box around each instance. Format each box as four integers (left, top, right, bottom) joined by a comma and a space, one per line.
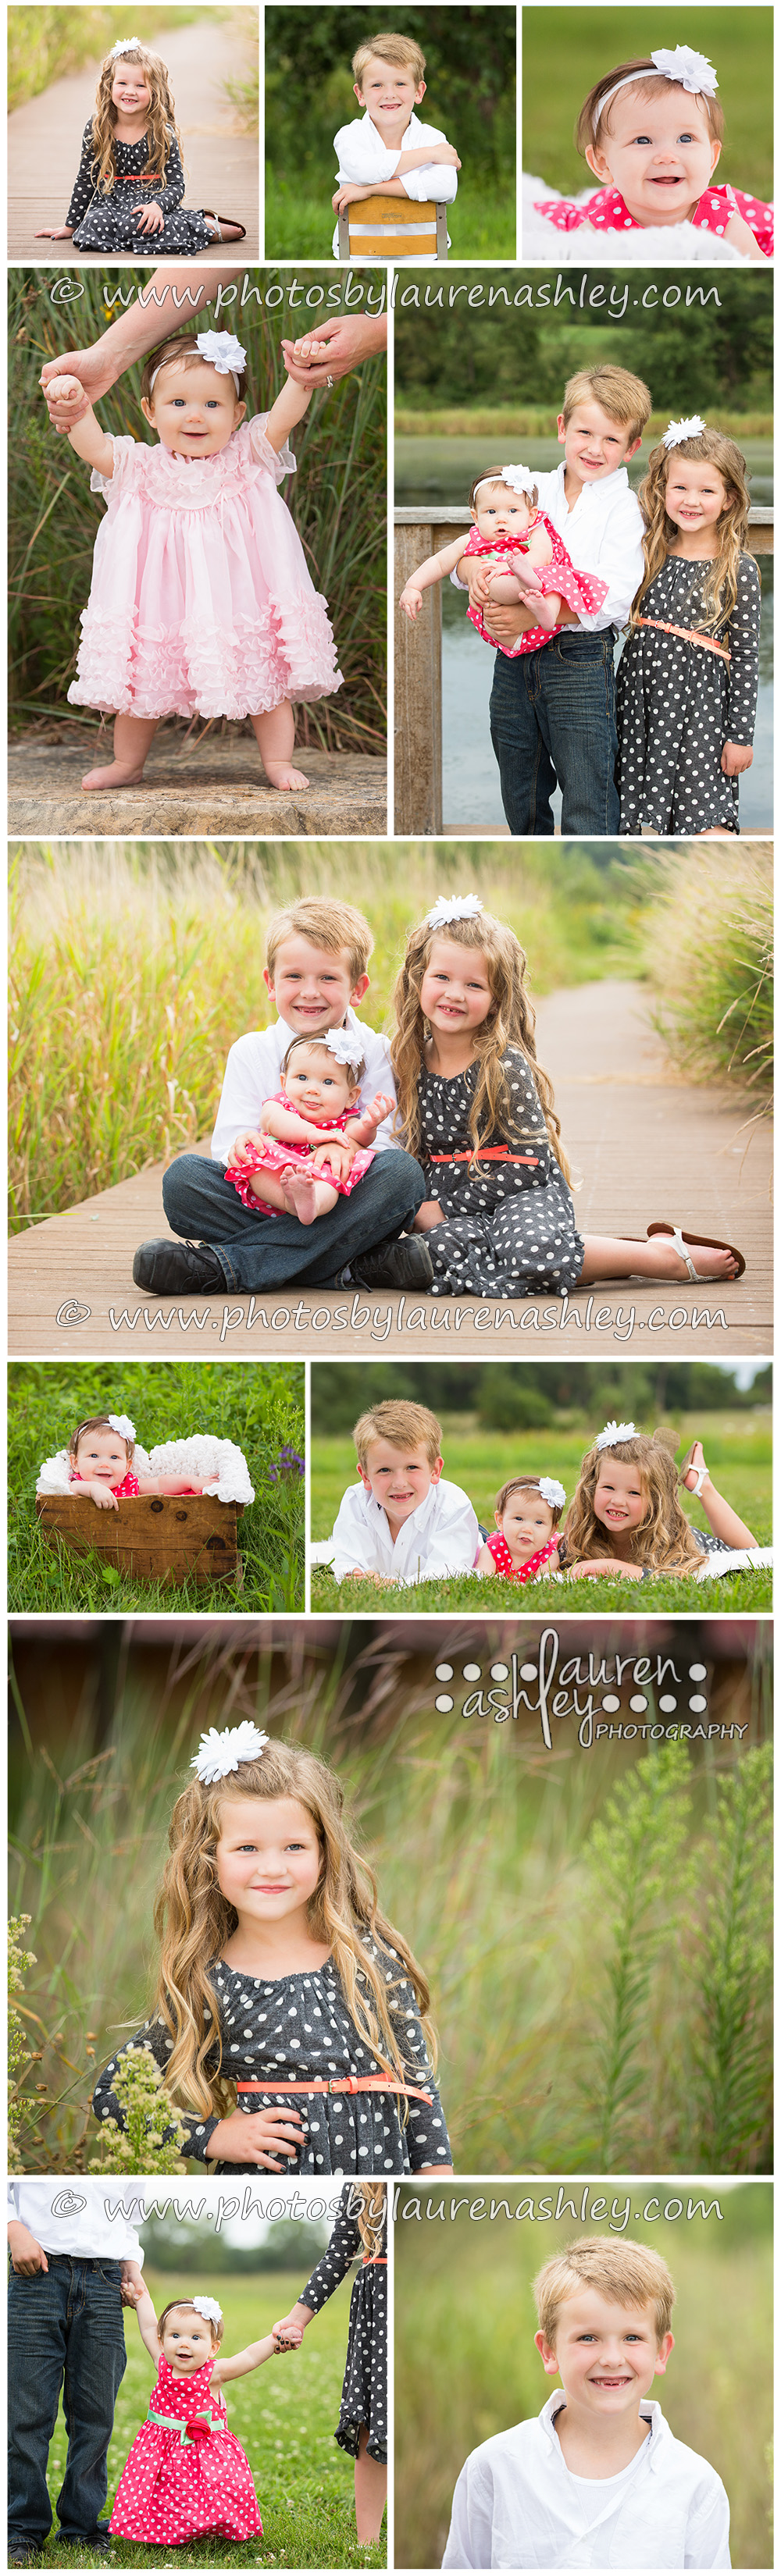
280, 1165, 319, 1225
263, 760, 309, 792
80, 760, 147, 792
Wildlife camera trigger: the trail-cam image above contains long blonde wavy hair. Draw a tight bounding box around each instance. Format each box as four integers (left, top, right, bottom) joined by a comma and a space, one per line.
348, 2181, 387, 2258
633, 429, 751, 629
560, 1428, 703, 1572
152, 1740, 437, 2119
390, 909, 570, 1181
90, 44, 184, 195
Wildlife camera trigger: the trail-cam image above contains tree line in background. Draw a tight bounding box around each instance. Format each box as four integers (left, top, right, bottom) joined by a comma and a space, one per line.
395, 274, 773, 413
311, 1362, 771, 1436
265, 4, 515, 181
134, 2216, 330, 2276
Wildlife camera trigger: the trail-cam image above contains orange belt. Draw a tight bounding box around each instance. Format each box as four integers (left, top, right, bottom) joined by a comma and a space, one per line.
237, 2076, 433, 2103
636, 615, 730, 664
429, 1147, 540, 1165
114, 172, 163, 181
362, 2255, 387, 2265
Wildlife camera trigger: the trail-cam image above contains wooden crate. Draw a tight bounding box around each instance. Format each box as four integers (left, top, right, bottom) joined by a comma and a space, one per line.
36, 1494, 244, 1587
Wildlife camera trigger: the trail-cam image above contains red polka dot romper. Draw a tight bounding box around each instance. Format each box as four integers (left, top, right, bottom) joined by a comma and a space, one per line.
533, 182, 773, 255
109, 2352, 262, 2545
461, 521, 608, 658
485, 1530, 559, 1583
70, 1468, 141, 1496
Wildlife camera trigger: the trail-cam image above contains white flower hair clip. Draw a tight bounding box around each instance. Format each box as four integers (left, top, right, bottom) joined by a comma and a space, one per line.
109, 37, 143, 56
500, 463, 536, 497
427, 895, 484, 930
191, 1722, 269, 1784
321, 1029, 365, 1074
663, 415, 706, 449
108, 1414, 136, 1442
191, 2296, 223, 2324
538, 1478, 566, 1509
595, 1421, 637, 1452
196, 330, 247, 393
593, 45, 718, 134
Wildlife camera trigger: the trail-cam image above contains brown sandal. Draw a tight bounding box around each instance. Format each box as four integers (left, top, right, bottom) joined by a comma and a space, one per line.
204, 212, 247, 241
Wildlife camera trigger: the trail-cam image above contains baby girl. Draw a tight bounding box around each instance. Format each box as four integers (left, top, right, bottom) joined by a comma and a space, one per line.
476, 1475, 566, 1583
399, 466, 607, 655
225, 1029, 394, 1226
67, 1413, 209, 1511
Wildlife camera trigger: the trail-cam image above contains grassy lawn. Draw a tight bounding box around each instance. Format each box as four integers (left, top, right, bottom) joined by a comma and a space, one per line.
265, 173, 515, 259
311, 1411, 772, 1610
37, 2267, 384, 2570
396, 407, 774, 437
521, 5, 773, 200
9, 1361, 304, 1613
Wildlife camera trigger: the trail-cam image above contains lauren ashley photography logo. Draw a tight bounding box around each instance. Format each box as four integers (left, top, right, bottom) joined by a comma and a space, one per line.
430, 1635, 751, 1749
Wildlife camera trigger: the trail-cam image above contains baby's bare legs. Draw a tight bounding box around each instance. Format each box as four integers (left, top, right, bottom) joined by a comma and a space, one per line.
579, 1236, 739, 1283
249, 702, 308, 792
482, 572, 561, 638
81, 713, 159, 792
243, 1165, 339, 1226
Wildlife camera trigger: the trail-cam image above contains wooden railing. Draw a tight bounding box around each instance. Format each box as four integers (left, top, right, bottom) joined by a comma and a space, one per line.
394, 503, 774, 835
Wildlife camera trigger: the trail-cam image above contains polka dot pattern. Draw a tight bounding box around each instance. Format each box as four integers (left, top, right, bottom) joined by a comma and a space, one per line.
69, 1468, 141, 1496
299, 2185, 387, 2463
533, 182, 773, 254
484, 1531, 560, 1584
227, 1091, 374, 1218
93, 1943, 452, 2174
616, 553, 761, 833
462, 519, 608, 660
67, 120, 212, 254
419, 1049, 584, 1302
109, 2354, 262, 2544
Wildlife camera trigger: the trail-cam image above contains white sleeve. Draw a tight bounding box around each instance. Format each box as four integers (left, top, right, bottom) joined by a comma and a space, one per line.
401, 162, 458, 201
441, 2460, 494, 2569
330, 1487, 376, 1582
576, 494, 645, 632
356, 1027, 397, 1148
415, 1495, 480, 1582
333, 119, 400, 182
684, 2475, 731, 2569
211, 1031, 280, 1162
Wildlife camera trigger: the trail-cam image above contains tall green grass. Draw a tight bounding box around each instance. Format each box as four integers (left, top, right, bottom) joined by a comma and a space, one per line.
266, 176, 514, 261
9, 1359, 305, 1612
9, 269, 385, 754
640, 845, 773, 1117
9, 838, 646, 1228
9, 1627, 772, 2175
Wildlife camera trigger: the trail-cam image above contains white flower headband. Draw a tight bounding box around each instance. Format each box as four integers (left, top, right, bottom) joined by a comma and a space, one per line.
109, 37, 144, 57
149, 330, 247, 397
427, 895, 483, 930
191, 1722, 269, 1784
191, 2296, 223, 2324
321, 1028, 365, 1074
593, 44, 718, 136
663, 415, 706, 449
595, 1421, 637, 1452
473, 465, 535, 500
538, 1478, 566, 1509
108, 1413, 136, 1442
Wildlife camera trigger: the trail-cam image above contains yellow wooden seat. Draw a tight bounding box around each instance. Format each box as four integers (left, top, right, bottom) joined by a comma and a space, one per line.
337, 193, 448, 260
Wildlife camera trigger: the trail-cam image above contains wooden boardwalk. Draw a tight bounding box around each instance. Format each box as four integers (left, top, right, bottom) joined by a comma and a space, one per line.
9, 983, 772, 1359
9, 736, 387, 838
9, 11, 259, 260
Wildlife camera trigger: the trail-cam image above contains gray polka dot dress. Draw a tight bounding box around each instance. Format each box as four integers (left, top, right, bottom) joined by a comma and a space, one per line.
418, 1047, 583, 1300
91, 1941, 451, 2174
616, 553, 761, 834
299, 2185, 387, 2463
67, 122, 212, 254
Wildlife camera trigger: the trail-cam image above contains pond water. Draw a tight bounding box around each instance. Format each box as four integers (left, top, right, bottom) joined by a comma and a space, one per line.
398, 436, 773, 832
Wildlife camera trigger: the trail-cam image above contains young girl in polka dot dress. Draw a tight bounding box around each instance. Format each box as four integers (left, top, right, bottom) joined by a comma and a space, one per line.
92, 1729, 454, 2176
64, 1412, 209, 1510
45, 327, 341, 795
109, 2287, 296, 2546
533, 45, 772, 260
400, 465, 608, 656
34, 39, 244, 256
476, 1475, 566, 1584
559, 1421, 759, 1580
390, 896, 747, 1302
273, 2183, 388, 2544
617, 419, 761, 834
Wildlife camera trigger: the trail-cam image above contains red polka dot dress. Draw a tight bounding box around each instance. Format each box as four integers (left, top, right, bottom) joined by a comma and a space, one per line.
70, 1468, 141, 1496
485, 1531, 559, 1583
533, 181, 773, 255
109, 2352, 262, 2545
461, 521, 608, 657
227, 1091, 375, 1216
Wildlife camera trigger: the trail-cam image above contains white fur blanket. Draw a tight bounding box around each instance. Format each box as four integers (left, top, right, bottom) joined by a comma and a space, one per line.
36, 1435, 255, 1507
521, 175, 751, 263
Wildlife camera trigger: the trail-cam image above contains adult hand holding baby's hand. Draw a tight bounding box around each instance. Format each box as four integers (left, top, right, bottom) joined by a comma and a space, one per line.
280, 315, 387, 389
41, 372, 90, 429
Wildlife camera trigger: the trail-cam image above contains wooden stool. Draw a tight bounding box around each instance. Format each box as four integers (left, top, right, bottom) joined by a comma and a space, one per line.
36, 1493, 244, 1587
337, 194, 448, 259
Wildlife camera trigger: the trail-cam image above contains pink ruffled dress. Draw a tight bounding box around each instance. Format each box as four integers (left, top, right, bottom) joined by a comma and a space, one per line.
533, 180, 773, 255
228, 1088, 375, 1217
67, 415, 343, 720
109, 2353, 262, 2546
461, 521, 608, 656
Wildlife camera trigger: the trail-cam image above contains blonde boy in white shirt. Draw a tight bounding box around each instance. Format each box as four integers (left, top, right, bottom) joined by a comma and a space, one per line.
333, 33, 460, 258
330, 1397, 479, 1586
443, 2236, 730, 2568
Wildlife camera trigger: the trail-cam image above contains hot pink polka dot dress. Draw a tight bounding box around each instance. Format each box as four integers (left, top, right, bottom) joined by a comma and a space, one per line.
70, 1468, 141, 1496
485, 1530, 559, 1582
227, 1090, 375, 1216
109, 2353, 262, 2546
460, 521, 608, 656
533, 181, 773, 254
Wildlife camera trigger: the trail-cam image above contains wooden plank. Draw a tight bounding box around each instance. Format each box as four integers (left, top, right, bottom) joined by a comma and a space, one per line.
394, 521, 442, 834
9, 984, 772, 1357
36, 1493, 244, 1586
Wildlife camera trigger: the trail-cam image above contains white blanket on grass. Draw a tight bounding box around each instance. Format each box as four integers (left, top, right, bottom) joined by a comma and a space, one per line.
36, 1436, 255, 1506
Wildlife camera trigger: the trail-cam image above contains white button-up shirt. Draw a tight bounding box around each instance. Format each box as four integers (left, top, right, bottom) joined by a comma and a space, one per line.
8, 2178, 144, 2265
441, 2393, 731, 2569
453, 464, 644, 633
330, 1476, 480, 1585
333, 107, 459, 200
211, 1011, 397, 1163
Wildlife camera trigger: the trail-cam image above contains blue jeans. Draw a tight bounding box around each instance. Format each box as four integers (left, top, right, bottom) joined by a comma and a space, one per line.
8, 2255, 127, 2549
162, 1147, 426, 1290
489, 629, 619, 835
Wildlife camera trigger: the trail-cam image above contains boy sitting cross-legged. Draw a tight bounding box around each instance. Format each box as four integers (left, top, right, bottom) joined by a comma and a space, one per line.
133, 898, 434, 1297
330, 1398, 480, 1586
443, 2234, 730, 2568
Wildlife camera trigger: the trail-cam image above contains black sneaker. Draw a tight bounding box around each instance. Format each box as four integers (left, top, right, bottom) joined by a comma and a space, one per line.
9, 2549, 41, 2567
132, 1239, 226, 1295
348, 1236, 434, 1290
